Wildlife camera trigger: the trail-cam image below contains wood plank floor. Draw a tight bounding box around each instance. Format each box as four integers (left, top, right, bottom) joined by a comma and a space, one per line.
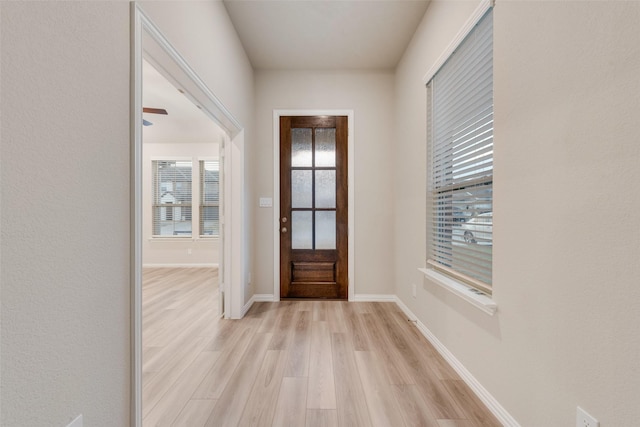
142, 267, 501, 427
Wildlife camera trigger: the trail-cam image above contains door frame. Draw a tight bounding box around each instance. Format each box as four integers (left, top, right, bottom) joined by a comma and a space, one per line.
273, 110, 355, 301
131, 4, 245, 425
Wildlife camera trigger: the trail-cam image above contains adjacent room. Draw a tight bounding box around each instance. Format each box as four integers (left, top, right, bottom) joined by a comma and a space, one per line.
140, 59, 225, 422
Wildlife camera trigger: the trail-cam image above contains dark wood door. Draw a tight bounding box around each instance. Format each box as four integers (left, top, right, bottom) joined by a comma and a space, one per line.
280, 116, 348, 299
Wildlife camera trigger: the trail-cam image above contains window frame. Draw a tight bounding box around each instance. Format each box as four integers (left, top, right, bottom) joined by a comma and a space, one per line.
424, 3, 494, 295
199, 159, 220, 238
151, 159, 194, 238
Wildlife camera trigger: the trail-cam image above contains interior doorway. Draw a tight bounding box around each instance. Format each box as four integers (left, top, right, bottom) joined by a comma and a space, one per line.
132, 5, 244, 426
141, 57, 225, 426
141, 58, 224, 309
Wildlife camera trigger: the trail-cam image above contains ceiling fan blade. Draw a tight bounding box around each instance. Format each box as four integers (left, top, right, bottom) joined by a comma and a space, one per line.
143, 107, 168, 115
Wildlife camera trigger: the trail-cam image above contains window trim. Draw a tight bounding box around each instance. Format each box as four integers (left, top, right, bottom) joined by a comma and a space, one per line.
419, 267, 497, 315
199, 159, 220, 238
151, 159, 194, 238
422, 0, 495, 85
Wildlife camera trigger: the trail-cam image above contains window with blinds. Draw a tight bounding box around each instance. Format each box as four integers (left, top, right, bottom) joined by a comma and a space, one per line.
152, 160, 193, 237
200, 160, 220, 237
426, 8, 493, 293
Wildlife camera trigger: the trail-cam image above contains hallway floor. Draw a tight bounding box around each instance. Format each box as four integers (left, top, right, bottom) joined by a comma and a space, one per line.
142, 267, 501, 426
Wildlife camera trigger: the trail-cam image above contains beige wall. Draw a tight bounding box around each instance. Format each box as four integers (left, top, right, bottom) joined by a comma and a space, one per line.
395, 1, 640, 425
0, 2, 131, 426
253, 70, 396, 297
140, 1, 254, 129
142, 142, 220, 267
0, 1, 254, 425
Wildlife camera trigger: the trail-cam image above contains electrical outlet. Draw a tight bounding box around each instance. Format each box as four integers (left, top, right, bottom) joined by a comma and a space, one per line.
187, 248, 192, 255
412, 283, 417, 298
577, 407, 599, 427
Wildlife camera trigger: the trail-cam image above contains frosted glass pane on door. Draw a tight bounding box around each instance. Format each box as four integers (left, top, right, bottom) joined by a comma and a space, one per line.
315, 211, 336, 250
292, 211, 313, 249
315, 128, 336, 167
315, 170, 336, 209
292, 128, 312, 167
291, 170, 312, 208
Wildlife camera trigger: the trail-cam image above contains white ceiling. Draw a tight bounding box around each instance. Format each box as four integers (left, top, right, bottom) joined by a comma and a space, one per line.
223, 0, 431, 70
143, 1, 431, 139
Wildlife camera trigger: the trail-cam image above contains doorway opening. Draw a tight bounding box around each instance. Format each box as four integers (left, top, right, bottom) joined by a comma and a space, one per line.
279, 115, 348, 299
132, 5, 244, 426
140, 58, 225, 423
142, 58, 224, 291
272, 110, 355, 302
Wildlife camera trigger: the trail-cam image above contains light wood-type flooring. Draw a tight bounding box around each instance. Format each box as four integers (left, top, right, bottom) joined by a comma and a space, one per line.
142, 267, 501, 427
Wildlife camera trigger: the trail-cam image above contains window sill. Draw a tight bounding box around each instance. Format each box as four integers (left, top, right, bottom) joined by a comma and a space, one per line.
148, 236, 219, 242
418, 267, 497, 316
149, 236, 194, 241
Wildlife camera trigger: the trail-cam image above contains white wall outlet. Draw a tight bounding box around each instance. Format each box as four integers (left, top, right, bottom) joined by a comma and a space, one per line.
412, 283, 417, 298
67, 414, 83, 427
187, 248, 192, 255
577, 407, 599, 427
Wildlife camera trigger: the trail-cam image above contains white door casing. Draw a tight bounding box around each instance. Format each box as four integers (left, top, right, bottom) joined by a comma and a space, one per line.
272, 109, 355, 302
131, 3, 245, 426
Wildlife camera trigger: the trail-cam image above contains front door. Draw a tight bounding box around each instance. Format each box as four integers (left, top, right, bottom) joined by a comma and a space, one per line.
280, 115, 348, 299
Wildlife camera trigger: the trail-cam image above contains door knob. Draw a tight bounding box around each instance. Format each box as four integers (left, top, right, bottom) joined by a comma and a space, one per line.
282, 217, 288, 223
281, 227, 287, 233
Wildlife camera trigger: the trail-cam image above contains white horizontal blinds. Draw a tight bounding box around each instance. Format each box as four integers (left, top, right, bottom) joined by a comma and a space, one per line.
152, 160, 193, 237
427, 8, 493, 291
200, 160, 220, 237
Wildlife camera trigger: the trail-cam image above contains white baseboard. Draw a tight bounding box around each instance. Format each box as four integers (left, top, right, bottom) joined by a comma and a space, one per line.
253, 294, 275, 302
241, 296, 254, 317
394, 297, 520, 427
351, 294, 397, 302
241, 294, 396, 314
246, 294, 396, 303
241, 294, 275, 317
143, 263, 219, 269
